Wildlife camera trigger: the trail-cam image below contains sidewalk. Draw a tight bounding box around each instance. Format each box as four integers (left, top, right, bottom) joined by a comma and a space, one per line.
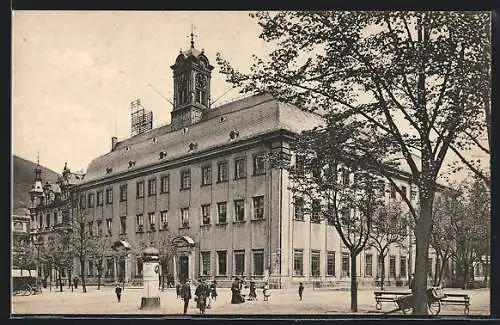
12, 286, 490, 316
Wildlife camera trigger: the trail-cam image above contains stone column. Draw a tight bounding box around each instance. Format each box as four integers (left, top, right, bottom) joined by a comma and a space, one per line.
125, 254, 129, 283
113, 256, 117, 283
173, 255, 178, 283
189, 251, 195, 281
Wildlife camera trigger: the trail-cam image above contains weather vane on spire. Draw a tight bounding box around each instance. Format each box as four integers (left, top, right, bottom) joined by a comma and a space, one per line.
189, 24, 197, 48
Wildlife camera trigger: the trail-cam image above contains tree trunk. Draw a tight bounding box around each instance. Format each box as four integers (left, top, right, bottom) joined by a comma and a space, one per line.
380, 255, 386, 291
80, 258, 87, 293
58, 269, 63, 292
413, 196, 433, 315
97, 270, 101, 290
350, 252, 358, 312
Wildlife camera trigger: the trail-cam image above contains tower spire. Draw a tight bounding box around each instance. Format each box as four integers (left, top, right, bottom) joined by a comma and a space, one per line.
34, 152, 42, 182
189, 24, 196, 48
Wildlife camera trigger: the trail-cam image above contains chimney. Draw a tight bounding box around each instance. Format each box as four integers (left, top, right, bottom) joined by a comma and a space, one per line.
111, 137, 118, 151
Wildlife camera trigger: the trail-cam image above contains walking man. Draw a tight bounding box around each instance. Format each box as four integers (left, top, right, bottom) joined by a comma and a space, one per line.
115, 283, 123, 302
298, 282, 304, 301
181, 280, 192, 314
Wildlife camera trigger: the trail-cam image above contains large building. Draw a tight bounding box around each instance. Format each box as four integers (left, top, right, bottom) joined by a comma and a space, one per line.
69, 39, 450, 289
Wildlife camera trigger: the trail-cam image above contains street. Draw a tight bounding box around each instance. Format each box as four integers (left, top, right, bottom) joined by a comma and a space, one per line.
12, 286, 490, 316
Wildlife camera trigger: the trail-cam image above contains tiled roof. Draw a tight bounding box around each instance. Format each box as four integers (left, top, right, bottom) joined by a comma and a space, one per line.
83, 94, 323, 183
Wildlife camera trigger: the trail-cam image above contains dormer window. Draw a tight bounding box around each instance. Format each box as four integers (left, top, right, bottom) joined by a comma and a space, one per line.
219, 116, 226, 123
159, 151, 167, 160
106, 167, 113, 174
128, 160, 136, 168
229, 130, 240, 140
125, 146, 131, 151
189, 142, 198, 151
182, 127, 189, 134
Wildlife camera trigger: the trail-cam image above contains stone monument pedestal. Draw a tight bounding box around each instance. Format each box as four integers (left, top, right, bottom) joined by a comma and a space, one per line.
140, 247, 161, 310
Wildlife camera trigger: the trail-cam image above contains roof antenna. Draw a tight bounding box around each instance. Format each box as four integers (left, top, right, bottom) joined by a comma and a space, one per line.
148, 83, 174, 106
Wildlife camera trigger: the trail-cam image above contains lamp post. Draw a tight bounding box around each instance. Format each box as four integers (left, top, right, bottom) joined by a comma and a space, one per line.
32, 235, 43, 292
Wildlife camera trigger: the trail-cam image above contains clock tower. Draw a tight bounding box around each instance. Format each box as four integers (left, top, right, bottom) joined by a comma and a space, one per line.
170, 32, 213, 130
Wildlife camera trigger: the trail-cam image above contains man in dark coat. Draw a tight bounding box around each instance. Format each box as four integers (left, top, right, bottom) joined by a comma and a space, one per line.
195, 279, 210, 314
409, 274, 415, 293
231, 277, 242, 304
115, 283, 123, 302
176, 282, 182, 299
181, 280, 192, 314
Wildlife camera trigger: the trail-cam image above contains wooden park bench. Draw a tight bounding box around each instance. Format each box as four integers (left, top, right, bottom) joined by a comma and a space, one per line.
440, 292, 470, 315
374, 290, 411, 310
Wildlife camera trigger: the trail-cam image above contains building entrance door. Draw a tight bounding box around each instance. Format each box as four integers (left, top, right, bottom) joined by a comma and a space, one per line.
178, 255, 189, 282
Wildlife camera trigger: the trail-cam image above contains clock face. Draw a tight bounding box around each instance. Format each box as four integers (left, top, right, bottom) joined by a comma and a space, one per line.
195, 74, 207, 89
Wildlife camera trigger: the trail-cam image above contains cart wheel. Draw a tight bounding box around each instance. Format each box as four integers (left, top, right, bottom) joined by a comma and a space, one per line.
427, 300, 441, 315
20, 284, 32, 296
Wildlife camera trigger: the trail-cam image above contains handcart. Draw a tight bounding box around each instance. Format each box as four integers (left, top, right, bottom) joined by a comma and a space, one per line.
384, 287, 444, 315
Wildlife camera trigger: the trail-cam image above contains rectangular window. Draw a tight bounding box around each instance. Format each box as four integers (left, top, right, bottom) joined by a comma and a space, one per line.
97, 220, 103, 236
311, 199, 321, 223
253, 250, 264, 276
217, 251, 227, 276
88, 221, 93, 237
80, 194, 86, 208
342, 253, 350, 277
253, 154, 266, 175
160, 175, 169, 193
46, 213, 50, 228
389, 255, 396, 278
428, 258, 433, 276
136, 214, 144, 231
120, 217, 126, 234
106, 219, 112, 235
201, 165, 212, 186
342, 169, 350, 185
88, 193, 94, 207
217, 161, 228, 182
234, 199, 245, 222
201, 252, 211, 276
253, 196, 264, 220
96, 191, 103, 206
365, 254, 373, 277
410, 185, 417, 200
88, 260, 94, 276
293, 249, 303, 276
136, 257, 143, 276
148, 179, 156, 196
136, 181, 145, 198
160, 211, 168, 229
234, 250, 245, 275
106, 258, 114, 277
400, 256, 407, 278
201, 204, 211, 225
295, 154, 305, 176
311, 250, 320, 277
181, 170, 191, 190
234, 158, 246, 179
390, 183, 397, 199
217, 202, 227, 223
106, 188, 113, 204
327, 251, 336, 276
181, 208, 189, 228
148, 212, 156, 230
294, 197, 304, 221
120, 184, 127, 202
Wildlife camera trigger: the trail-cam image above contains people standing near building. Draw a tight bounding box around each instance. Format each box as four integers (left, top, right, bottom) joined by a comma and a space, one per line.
248, 281, 257, 301
263, 282, 270, 301
181, 280, 192, 314
409, 274, 415, 293
73, 276, 79, 289
115, 283, 123, 302
195, 279, 210, 315
298, 282, 304, 301
176, 282, 181, 299
231, 277, 243, 304
210, 280, 218, 301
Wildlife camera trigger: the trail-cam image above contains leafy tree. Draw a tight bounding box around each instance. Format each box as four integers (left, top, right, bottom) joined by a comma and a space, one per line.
286, 126, 383, 312
12, 241, 37, 276
89, 235, 113, 290
217, 11, 490, 314
42, 230, 73, 292
368, 201, 408, 290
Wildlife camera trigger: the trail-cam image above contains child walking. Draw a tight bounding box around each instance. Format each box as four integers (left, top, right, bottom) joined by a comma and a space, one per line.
298, 282, 304, 301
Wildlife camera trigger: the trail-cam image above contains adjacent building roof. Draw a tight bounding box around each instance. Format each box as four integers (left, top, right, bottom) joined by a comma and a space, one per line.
83, 94, 324, 184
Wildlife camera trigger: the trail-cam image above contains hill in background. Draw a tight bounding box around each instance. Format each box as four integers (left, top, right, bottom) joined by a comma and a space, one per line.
13, 155, 60, 213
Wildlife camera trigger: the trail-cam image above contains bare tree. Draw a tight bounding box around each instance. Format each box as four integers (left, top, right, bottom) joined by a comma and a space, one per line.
12, 241, 37, 277
42, 230, 73, 292
89, 235, 113, 290
217, 11, 490, 314
368, 201, 408, 290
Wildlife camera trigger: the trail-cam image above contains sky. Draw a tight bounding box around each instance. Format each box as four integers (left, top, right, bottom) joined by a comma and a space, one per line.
12, 11, 271, 174
12, 11, 489, 185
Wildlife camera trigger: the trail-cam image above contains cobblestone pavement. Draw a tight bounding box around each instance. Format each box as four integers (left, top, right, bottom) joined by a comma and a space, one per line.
12, 286, 490, 317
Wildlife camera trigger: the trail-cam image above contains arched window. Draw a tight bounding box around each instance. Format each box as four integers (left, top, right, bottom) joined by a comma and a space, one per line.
195, 74, 207, 105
